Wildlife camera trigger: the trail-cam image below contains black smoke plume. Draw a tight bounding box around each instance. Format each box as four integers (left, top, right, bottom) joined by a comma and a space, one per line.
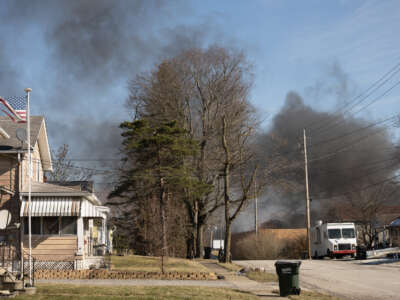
254, 91, 400, 228
0, 0, 232, 197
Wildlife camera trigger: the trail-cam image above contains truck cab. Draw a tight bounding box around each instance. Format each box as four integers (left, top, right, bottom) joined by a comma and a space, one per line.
311, 221, 357, 258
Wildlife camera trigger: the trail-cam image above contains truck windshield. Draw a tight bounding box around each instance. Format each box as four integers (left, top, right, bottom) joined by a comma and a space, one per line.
342, 228, 355, 238
328, 229, 341, 239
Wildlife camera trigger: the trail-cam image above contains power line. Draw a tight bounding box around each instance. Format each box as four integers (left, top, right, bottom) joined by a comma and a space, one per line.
308, 126, 388, 163
313, 172, 400, 201
307, 61, 400, 134
310, 155, 399, 177
28, 157, 120, 173
309, 114, 398, 149
312, 80, 400, 137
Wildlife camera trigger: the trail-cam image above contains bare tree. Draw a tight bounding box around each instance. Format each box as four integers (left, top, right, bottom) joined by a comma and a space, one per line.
334, 182, 399, 248
126, 46, 257, 257
47, 144, 94, 182
220, 114, 259, 262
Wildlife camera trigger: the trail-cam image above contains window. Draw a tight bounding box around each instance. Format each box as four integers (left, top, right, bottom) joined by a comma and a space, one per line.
24, 217, 78, 236
24, 217, 41, 235
42, 217, 59, 235
328, 229, 341, 239
342, 228, 355, 238
61, 217, 77, 235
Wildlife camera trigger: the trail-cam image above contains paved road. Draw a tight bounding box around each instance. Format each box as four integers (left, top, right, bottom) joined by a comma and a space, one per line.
235, 258, 400, 300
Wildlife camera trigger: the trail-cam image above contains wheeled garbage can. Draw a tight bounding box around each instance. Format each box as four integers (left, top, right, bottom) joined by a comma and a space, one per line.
275, 261, 301, 296
204, 247, 212, 259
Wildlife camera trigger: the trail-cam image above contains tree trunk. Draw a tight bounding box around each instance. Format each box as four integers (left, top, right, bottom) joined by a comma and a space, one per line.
221, 116, 231, 263
192, 200, 199, 258
159, 177, 168, 257
224, 221, 232, 263
196, 223, 204, 258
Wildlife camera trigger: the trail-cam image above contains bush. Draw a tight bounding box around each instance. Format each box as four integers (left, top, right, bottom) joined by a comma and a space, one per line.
280, 235, 307, 259
231, 230, 307, 260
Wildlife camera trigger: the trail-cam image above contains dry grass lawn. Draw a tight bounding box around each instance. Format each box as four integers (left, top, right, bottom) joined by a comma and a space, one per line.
271, 290, 342, 300
246, 270, 277, 282
216, 262, 243, 272
217, 262, 278, 282
111, 255, 209, 273
14, 284, 259, 300
288, 291, 342, 300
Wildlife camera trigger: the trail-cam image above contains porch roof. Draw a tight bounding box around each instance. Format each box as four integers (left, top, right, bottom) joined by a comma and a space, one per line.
21, 197, 80, 217
20, 197, 109, 218
21, 182, 101, 205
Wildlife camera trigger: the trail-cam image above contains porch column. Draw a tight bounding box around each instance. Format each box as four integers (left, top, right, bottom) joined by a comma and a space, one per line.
76, 217, 84, 256
102, 217, 106, 245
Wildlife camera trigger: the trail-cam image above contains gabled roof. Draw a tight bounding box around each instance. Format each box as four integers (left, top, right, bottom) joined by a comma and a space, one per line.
0, 116, 52, 171
21, 181, 89, 196
0, 116, 43, 148
21, 181, 101, 205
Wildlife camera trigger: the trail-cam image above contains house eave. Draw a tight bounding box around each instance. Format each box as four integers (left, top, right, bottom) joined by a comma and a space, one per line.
0, 127, 10, 139
20, 192, 102, 206
21, 192, 88, 197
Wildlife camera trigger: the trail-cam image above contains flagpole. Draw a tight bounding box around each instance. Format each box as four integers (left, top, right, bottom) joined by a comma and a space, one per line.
24, 88, 32, 286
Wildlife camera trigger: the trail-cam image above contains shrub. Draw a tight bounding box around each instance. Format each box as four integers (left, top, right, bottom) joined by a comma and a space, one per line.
231, 229, 307, 260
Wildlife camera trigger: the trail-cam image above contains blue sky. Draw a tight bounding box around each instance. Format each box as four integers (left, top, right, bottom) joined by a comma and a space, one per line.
0, 0, 399, 158
193, 0, 400, 119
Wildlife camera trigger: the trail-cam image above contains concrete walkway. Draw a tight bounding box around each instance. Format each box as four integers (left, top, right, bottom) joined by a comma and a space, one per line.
37, 279, 232, 287
37, 261, 286, 299
200, 261, 286, 299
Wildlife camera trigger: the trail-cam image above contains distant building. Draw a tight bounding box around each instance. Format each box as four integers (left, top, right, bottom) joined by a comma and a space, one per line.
388, 217, 400, 247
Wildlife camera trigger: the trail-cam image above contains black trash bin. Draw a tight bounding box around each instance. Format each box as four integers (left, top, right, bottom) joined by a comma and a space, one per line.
204, 247, 212, 259
356, 246, 367, 260
275, 261, 301, 297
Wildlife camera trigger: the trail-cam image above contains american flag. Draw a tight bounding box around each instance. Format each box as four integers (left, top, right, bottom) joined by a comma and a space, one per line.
0, 96, 27, 123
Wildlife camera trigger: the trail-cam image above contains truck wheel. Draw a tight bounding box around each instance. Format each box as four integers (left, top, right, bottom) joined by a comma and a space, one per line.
327, 249, 333, 259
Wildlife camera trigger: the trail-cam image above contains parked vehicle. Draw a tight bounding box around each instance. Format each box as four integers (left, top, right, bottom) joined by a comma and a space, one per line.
311, 221, 357, 258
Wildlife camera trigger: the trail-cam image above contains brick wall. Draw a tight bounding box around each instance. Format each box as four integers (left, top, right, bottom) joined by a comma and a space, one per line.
34, 269, 217, 280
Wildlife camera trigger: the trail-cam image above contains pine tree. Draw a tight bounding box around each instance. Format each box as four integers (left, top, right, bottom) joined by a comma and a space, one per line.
110, 119, 211, 257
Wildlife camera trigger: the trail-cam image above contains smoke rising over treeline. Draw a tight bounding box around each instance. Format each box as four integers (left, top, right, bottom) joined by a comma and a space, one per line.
0, 0, 229, 164
1, 1, 399, 230
233, 91, 400, 231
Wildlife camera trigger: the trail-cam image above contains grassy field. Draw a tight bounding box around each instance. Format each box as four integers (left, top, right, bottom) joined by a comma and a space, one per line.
111, 255, 209, 273
14, 284, 259, 300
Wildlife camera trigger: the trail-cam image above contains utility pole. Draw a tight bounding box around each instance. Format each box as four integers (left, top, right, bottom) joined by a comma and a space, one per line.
303, 129, 312, 260
254, 178, 258, 235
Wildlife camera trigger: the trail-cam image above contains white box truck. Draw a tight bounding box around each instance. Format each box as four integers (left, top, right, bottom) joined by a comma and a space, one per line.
310, 221, 357, 258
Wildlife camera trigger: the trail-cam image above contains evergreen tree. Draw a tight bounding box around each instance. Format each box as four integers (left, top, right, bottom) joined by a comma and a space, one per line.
109, 119, 210, 257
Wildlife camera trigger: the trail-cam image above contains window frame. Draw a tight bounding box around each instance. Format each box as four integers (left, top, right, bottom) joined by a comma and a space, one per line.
60, 217, 77, 235
328, 228, 342, 239
24, 217, 78, 236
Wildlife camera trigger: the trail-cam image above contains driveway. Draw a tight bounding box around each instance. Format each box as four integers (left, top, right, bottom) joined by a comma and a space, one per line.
235, 258, 400, 300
